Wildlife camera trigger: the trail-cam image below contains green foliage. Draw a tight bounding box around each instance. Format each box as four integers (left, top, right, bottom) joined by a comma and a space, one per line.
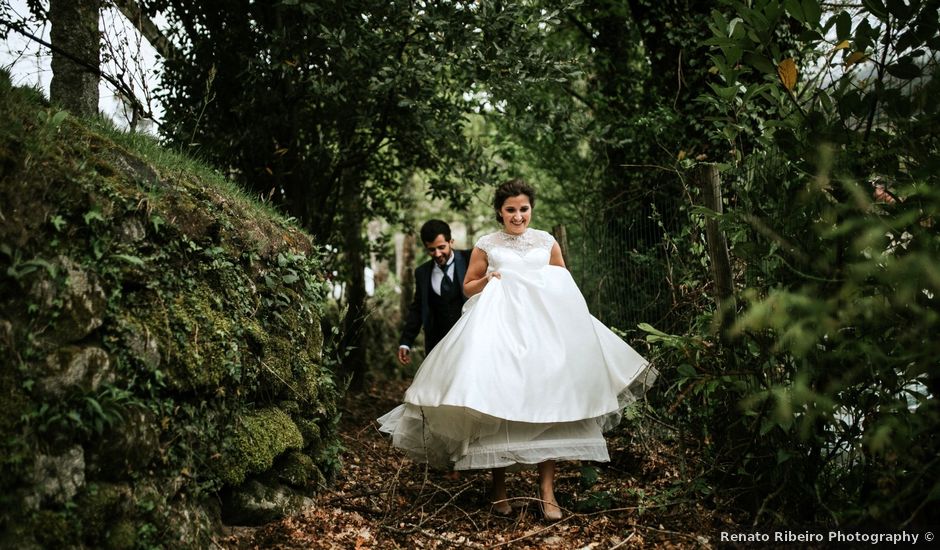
360, 277, 413, 378
473, 0, 723, 331
572, 490, 617, 513
144, 0, 576, 235
143, 0, 579, 389
641, 0, 940, 527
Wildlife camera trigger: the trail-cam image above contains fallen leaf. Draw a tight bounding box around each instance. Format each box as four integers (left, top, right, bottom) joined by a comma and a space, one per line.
777, 58, 798, 91
845, 51, 867, 66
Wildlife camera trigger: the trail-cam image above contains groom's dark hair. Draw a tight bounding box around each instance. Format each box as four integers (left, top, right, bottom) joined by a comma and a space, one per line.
420, 219, 452, 244
494, 178, 536, 223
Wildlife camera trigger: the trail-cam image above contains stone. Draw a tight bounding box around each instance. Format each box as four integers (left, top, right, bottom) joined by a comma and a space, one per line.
124, 322, 160, 370
221, 479, 313, 526
0, 81, 338, 549
29, 278, 57, 309
75, 482, 133, 539
161, 499, 218, 548
29, 256, 107, 343
87, 409, 160, 480
104, 149, 163, 189
30, 446, 85, 505
58, 256, 107, 338
37, 346, 111, 397
118, 217, 147, 243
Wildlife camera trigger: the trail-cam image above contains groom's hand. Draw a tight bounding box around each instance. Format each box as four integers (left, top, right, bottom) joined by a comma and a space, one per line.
398, 347, 412, 365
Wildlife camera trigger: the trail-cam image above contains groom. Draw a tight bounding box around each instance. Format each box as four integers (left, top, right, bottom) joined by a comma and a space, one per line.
397, 219, 471, 366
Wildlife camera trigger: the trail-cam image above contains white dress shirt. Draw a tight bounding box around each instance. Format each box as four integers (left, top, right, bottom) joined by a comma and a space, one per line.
430, 253, 456, 296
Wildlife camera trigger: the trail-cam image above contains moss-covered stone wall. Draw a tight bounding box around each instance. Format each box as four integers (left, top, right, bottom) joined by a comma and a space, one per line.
0, 73, 342, 548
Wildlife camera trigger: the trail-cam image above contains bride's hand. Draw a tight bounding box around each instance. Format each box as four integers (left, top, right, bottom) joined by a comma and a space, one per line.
486, 271, 501, 282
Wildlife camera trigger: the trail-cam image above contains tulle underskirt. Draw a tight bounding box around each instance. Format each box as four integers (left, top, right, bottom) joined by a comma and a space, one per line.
377, 363, 657, 470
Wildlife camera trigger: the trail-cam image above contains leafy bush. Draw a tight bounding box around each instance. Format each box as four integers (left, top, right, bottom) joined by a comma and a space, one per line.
644, 0, 939, 527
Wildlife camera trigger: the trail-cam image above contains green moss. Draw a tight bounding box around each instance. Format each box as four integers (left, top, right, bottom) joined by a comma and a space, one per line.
296, 417, 322, 449
278, 400, 301, 417
257, 303, 326, 403
258, 335, 294, 396
220, 407, 304, 486
0, 377, 27, 438
103, 519, 137, 550
244, 318, 268, 352
112, 310, 165, 372
305, 310, 324, 357
273, 294, 322, 357
274, 450, 317, 488
30, 509, 77, 547
75, 483, 131, 539
295, 362, 322, 405
165, 282, 240, 390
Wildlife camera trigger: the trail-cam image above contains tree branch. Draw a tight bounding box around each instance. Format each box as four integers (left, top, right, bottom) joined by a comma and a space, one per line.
565, 13, 602, 51
563, 83, 596, 111
110, 0, 182, 60
864, 14, 892, 143
1, 18, 153, 120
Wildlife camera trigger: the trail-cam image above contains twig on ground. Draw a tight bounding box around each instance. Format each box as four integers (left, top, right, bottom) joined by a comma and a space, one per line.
380, 525, 487, 549
487, 513, 573, 548
322, 488, 388, 504
634, 522, 704, 543
608, 530, 636, 550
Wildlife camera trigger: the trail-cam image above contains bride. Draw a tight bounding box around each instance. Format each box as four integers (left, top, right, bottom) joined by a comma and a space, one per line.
378, 179, 656, 520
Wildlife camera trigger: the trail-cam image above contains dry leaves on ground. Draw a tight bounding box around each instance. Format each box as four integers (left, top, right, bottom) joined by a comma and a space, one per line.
219, 378, 729, 549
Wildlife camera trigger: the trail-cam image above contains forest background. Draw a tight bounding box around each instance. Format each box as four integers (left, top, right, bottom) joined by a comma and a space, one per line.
2, 0, 939, 535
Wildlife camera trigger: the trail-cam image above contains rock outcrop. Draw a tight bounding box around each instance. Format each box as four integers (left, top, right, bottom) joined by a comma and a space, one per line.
0, 72, 342, 548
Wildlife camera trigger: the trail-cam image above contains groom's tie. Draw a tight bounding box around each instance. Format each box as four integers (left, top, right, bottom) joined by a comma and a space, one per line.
440, 265, 454, 295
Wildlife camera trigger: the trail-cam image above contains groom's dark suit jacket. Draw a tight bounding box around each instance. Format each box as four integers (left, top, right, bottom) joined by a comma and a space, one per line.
400, 249, 472, 352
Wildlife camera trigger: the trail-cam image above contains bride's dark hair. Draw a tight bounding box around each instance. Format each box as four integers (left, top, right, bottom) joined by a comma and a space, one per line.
493, 179, 536, 223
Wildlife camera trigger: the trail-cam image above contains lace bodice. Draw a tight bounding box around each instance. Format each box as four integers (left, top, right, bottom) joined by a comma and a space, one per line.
475, 229, 555, 270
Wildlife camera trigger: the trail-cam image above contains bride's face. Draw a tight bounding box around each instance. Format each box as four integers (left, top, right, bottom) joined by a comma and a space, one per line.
498, 194, 532, 235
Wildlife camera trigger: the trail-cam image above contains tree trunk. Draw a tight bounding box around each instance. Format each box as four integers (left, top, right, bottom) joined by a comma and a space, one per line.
399, 233, 415, 316
340, 172, 368, 392
552, 224, 570, 267
49, 0, 101, 117
398, 173, 417, 317
695, 164, 735, 331
368, 220, 389, 287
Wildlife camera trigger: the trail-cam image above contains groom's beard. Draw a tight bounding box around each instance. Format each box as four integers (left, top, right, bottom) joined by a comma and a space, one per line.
434, 252, 452, 267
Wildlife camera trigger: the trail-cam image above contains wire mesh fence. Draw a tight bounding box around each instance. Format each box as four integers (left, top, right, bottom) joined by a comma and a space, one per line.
561, 192, 681, 336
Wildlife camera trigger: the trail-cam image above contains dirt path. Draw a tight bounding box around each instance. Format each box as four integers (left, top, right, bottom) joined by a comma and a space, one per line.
220, 378, 716, 548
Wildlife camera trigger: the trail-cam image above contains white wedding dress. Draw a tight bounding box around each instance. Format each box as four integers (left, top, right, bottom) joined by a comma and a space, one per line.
378, 228, 656, 470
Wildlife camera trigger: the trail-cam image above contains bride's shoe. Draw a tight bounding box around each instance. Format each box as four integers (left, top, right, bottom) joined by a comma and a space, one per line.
537, 493, 563, 521
490, 499, 512, 516
489, 489, 512, 515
